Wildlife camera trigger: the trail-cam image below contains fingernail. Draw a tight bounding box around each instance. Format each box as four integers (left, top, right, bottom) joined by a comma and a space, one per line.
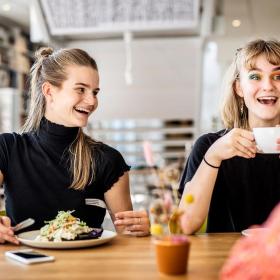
114, 220, 121, 225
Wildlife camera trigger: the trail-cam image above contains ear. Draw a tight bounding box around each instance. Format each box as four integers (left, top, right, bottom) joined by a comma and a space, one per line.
42, 82, 55, 103
234, 79, 244, 98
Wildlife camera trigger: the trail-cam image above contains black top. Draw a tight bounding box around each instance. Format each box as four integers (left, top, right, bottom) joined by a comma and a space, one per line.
179, 129, 280, 233
0, 117, 130, 230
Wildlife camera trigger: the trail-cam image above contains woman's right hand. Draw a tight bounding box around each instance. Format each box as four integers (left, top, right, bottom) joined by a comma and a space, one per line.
206, 128, 257, 166
0, 216, 19, 244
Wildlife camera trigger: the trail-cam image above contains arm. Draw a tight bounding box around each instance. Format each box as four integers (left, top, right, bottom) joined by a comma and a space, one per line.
0, 170, 3, 187
104, 171, 133, 215
0, 171, 19, 244
180, 128, 257, 234
104, 172, 150, 237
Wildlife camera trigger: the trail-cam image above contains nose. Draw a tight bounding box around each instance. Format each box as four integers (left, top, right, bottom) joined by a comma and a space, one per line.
262, 77, 274, 92
84, 92, 97, 105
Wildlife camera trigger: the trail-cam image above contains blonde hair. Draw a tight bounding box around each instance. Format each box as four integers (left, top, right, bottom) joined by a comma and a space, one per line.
220, 39, 280, 129
21, 47, 99, 190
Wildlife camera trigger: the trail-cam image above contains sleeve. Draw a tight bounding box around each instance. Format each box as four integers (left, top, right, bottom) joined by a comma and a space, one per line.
95, 144, 131, 192
0, 133, 14, 175
178, 133, 218, 196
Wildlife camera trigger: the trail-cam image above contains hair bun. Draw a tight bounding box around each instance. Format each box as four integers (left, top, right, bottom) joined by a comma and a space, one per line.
35, 47, 54, 60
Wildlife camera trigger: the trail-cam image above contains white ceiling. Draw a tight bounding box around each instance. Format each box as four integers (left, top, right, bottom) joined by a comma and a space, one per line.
40, 0, 201, 39
0, 0, 280, 39
222, 0, 280, 37
0, 0, 29, 27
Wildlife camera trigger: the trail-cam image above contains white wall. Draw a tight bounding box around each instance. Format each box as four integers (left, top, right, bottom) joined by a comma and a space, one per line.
66, 37, 203, 125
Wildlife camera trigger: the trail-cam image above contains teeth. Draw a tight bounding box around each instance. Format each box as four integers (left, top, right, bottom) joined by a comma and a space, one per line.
257, 96, 277, 101
74, 107, 91, 113
257, 96, 278, 105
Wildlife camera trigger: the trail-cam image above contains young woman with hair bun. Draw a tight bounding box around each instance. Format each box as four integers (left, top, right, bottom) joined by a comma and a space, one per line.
0, 47, 150, 244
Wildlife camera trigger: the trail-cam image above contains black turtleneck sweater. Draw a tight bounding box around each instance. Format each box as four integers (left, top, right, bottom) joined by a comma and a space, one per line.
0, 117, 130, 230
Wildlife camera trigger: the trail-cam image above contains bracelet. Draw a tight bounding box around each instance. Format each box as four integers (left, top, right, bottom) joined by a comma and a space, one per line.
203, 156, 220, 169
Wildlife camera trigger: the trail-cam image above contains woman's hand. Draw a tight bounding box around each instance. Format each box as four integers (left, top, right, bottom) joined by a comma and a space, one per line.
0, 216, 19, 245
114, 210, 150, 237
206, 128, 257, 166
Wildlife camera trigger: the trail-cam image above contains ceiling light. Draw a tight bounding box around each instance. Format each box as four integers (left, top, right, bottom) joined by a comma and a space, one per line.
232, 19, 241, 28
124, 31, 133, 86
2, 3, 11, 12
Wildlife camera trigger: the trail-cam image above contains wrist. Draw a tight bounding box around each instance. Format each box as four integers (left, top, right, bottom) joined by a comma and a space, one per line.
203, 156, 220, 168
204, 150, 222, 168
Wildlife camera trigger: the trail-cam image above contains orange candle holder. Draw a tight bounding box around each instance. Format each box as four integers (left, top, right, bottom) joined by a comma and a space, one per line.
153, 235, 191, 275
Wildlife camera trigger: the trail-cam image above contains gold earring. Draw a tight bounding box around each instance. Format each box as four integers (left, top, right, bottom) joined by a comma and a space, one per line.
240, 101, 244, 116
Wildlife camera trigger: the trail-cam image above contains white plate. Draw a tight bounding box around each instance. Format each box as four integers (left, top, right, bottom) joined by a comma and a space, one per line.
17, 230, 117, 249
241, 228, 269, 237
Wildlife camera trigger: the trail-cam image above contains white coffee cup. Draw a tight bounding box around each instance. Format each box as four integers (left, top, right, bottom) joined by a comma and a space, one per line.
253, 127, 280, 154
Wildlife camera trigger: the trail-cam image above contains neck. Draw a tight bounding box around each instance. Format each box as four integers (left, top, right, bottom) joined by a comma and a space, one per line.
36, 117, 79, 152
44, 113, 77, 128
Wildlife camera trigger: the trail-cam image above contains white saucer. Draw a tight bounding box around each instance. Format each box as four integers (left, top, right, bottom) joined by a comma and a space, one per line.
18, 230, 117, 249
241, 228, 269, 237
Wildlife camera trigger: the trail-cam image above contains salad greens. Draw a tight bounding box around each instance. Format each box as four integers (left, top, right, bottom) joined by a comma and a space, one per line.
36, 211, 93, 242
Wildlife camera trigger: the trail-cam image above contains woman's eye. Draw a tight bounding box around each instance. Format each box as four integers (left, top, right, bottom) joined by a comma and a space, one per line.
77, 88, 85, 93
273, 75, 280, 81
93, 90, 99, 96
248, 73, 260, 80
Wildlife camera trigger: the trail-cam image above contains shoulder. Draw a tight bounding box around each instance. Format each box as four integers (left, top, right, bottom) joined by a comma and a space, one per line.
96, 143, 124, 160
0, 132, 33, 145
0, 132, 20, 146
194, 129, 227, 149
189, 129, 228, 166
93, 143, 130, 191
178, 129, 227, 193
94, 143, 130, 168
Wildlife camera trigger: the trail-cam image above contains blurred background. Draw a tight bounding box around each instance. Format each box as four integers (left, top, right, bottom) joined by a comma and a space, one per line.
0, 0, 279, 213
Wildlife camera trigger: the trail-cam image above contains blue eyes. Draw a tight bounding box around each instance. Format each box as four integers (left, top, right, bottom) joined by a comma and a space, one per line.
248, 74, 260, 80
248, 73, 280, 81
273, 75, 280, 80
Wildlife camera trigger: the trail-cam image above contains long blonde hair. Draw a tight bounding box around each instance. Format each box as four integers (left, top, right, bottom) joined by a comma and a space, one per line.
21, 47, 99, 190
220, 39, 280, 129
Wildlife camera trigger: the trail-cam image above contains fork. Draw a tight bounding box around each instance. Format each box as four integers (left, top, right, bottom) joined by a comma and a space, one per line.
13, 218, 35, 232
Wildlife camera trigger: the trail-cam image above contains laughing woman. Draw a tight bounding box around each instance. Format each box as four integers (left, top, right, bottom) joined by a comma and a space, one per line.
0, 47, 149, 244
179, 39, 280, 234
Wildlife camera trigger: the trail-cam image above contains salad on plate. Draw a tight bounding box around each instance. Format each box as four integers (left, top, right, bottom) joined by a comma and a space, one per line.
35, 210, 102, 242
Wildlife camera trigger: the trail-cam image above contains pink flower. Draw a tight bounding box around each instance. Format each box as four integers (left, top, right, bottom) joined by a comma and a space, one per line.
220, 203, 280, 280
143, 141, 155, 167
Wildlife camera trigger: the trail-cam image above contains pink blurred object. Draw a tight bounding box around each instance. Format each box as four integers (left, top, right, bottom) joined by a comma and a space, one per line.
143, 141, 155, 167
220, 203, 280, 280
180, 211, 190, 234
163, 192, 173, 211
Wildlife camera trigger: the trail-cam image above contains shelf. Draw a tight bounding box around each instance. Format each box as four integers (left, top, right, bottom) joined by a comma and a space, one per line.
89, 118, 195, 168
0, 64, 17, 73
0, 25, 36, 131
104, 139, 191, 146
0, 44, 10, 50
92, 126, 195, 134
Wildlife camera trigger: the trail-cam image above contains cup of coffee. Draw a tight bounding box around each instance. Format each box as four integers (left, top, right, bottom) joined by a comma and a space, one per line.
153, 235, 191, 275
253, 127, 280, 153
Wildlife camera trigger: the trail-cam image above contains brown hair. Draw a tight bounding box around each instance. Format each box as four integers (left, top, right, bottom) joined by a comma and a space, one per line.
21, 47, 99, 190
220, 39, 280, 129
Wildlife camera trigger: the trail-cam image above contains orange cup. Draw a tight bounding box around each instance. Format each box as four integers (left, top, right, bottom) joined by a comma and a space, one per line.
153, 235, 191, 275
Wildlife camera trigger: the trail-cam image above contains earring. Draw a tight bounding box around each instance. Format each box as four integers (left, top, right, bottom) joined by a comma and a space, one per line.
240, 101, 244, 116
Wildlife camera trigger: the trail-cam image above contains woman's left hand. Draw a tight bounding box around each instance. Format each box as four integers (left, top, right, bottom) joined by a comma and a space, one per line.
114, 210, 150, 237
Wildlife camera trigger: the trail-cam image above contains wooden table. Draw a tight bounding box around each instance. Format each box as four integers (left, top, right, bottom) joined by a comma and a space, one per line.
0, 233, 240, 280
